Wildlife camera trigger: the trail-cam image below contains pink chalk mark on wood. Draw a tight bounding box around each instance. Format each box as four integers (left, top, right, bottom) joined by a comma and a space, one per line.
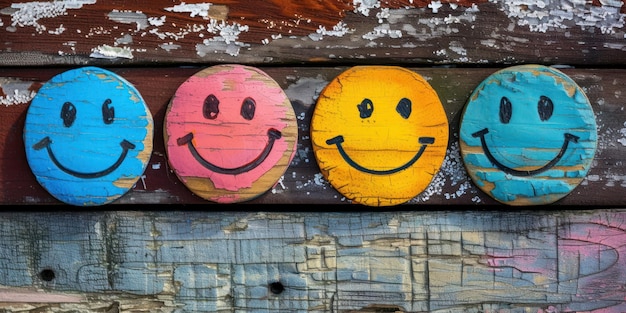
0, 288, 83, 303
482, 216, 626, 312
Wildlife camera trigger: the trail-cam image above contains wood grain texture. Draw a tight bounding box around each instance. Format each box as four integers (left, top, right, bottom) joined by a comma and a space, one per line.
311, 66, 449, 207
1, 66, 625, 206
459, 65, 597, 206
22, 66, 154, 206
164, 64, 297, 203
2, 0, 626, 66
0, 210, 625, 312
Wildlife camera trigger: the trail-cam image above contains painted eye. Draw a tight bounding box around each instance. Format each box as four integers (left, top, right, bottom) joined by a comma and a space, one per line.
60, 101, 76, 127
396, 97, 412, 119
241, 97, 256, 120
538, 95, 554, 121
203, 94, 219, 120
357, 98, 373, 118
499, 96, 512, 124
102, 99, 114, 125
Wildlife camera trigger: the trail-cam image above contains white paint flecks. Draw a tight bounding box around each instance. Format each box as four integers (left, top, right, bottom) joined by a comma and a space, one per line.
363, 24, 403, 40
618, 122, 626, 146
6, 0, 96, 33
148, 16, 166, 27
0, 78, 36, 106
428, 1, 443, 14
499, 0, 625, 34
89, 44, 133, 59
195, 20, 249, 56
353, 0, 380, 16
159, 42, 181, 52
165, 2, 212, 19
411, 140, 479, 203
310, 22, 353, 41
107, 10, 148, 31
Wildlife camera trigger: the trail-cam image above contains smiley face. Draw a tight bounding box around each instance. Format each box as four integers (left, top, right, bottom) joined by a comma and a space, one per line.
459, 65, 597, 206
311, 66, 449, 207
23, 67, 154, 206
164, 65, 297, 203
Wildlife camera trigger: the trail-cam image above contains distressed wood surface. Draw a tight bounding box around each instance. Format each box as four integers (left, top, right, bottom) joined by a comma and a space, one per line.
1, 0, 626, 67
164, 64, 298, 204
1, 66, 625, 206
3, 1, 626, 311
22, 66, 154, 206
0, 210, 626, 312
311, 66, 449, 207
459, 65, 598, 206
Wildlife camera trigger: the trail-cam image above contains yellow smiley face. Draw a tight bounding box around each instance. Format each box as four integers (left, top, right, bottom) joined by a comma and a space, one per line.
311, 66, 449, 206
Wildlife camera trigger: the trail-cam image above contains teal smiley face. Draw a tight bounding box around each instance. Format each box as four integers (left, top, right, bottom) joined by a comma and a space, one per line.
459, 65, 597, 206
23, 67, 154, 206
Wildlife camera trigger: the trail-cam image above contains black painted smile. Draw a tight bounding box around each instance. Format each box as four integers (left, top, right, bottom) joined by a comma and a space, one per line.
472, 128, 579, 176
177, 128, 282, 175
33, 136, 135, 178
325, 135, 435, 175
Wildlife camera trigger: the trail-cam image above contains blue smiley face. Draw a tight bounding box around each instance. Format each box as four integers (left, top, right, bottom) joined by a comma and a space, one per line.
23, 67, 153, 206
459, 65, 597, 206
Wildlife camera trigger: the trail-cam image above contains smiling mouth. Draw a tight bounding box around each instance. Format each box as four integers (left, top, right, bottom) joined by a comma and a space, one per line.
177, 128, 282, 175
33, 136, 135, 179
471, 128, 579, 176
325, 135, 435, 175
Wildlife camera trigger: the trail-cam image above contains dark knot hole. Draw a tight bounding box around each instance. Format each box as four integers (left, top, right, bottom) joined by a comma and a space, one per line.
269, 281, 284, 294
39, 269, 56, 282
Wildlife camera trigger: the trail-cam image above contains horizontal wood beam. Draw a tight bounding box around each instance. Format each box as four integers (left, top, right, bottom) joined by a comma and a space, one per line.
1, 1, 626, 66
0, 209, 624, 312
0, 66, 624, 206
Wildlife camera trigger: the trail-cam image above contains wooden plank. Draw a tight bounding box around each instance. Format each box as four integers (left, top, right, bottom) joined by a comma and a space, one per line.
1, 1, 626, 66
1, 66, 625, 206
1, 210, 626, 312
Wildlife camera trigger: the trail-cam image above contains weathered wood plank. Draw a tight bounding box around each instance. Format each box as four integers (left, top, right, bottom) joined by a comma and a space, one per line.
1, 1, 626, 66
0, 210, 625, 312
1, 66, 625, 206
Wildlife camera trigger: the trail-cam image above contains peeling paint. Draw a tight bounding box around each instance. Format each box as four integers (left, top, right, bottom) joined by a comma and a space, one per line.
165, 2, 213, 19
500, 0, 625, 33
0, 78, 35, 106
618, 122, 626, 146
6, 0, 96, 33
107, 10, 148, 31
195, 20, 249, 57
89, 44, 133, 59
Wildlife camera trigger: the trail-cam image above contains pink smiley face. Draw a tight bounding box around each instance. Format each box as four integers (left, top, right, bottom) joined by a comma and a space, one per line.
164, 65, 297, 203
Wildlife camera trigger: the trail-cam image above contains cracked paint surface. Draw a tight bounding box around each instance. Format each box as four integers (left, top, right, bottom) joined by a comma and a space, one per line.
1, 0, 625, 61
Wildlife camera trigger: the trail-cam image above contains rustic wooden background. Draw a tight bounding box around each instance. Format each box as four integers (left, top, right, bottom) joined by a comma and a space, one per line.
1, 0, 626, 312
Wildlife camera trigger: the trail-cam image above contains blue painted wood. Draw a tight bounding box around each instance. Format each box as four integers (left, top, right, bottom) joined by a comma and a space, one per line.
459, 65, 597, 206
0, 210, 625, 312
23, 67, 154, 206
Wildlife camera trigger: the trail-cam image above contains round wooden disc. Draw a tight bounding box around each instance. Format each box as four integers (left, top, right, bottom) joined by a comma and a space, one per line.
459, 64, 598, 206
23, 66, 154, 206
311, 66, 449, 207
164, 64, 297, 203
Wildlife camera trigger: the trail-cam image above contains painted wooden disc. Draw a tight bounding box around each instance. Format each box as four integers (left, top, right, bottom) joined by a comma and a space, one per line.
164, 65, 297, 203
311, 66, 449, 207
23, 67, 154, 206
459, 64, 598, 206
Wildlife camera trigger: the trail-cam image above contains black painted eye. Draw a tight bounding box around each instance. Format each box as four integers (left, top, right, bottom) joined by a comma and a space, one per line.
499, 96, 512, 124
102, 99, 114, 125
396, 98, 411, 119
203, 94, 219, 120
538, 95, 553, 121
357, 98, 373, 119
241, 97, 256, 120
60, 101, 76, 127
